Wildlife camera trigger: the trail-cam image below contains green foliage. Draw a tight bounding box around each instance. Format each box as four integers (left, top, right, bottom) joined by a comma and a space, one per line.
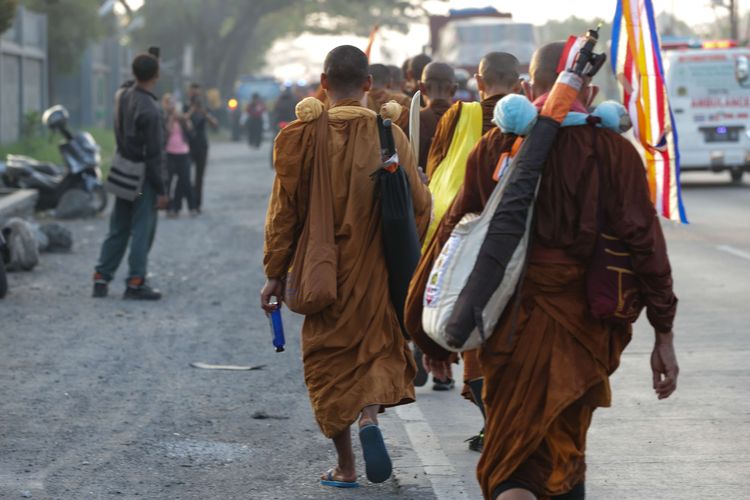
0, 0, 17, 35
23, 0, 104, 74
20, 111, 42, 140
134, 0, 434, 94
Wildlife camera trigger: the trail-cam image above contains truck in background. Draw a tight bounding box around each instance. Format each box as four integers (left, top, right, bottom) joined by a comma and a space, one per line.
429, 7, 536, 74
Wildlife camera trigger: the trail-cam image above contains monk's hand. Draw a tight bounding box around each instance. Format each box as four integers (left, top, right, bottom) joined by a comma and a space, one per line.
651, 331, 679, 400
260, 278, 285, 314
417, 167, 429, 185
422, 354, 451, 381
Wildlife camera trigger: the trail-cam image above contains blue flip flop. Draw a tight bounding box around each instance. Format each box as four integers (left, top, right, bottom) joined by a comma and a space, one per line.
320, 469, 360, 489
358, 424, 392, 483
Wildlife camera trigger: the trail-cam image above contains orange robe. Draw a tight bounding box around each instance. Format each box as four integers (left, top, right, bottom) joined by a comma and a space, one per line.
416, 126, 677, 498
366, 88, 411, 135
264, 99, 432, 438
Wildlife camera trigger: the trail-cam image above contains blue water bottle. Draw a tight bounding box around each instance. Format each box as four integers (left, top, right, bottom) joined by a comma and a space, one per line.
269, 297, 285, 352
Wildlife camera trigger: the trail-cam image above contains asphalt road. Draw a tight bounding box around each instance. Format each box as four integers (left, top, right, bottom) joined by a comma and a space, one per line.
1, 142, 748, 499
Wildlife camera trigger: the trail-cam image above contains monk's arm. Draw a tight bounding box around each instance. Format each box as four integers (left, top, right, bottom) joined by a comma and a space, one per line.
609, 137, 677, 333
394, 127, 431, 238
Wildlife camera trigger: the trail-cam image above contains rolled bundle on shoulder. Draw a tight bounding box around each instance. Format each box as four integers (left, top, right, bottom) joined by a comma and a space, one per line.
295, 97, 325, 122
492, 94, 538, 136
591, 100, 632, 133
380, 100, 403, 122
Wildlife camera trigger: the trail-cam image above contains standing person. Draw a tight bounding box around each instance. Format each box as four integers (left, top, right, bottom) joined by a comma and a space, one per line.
162, 93, 197, 217
366, 63, 411, 134
386, 64, 407, 96
185, 83, 218, 214
272, 86, 298, 131
261, 45, 431, 488
422, 42, 679, 499
417, 62, 457, 169
246, 93, 266, 148
92, 53, 167, 300
407, 53, 432, 104
405, 52, 521, 447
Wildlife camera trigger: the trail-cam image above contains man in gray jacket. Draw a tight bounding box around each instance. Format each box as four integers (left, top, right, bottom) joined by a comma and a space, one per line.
93, 53, 168, 300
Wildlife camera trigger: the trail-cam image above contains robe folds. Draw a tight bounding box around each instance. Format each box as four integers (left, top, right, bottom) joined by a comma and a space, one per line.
264, 100, 432, 438
410, 125, 677, 498
406, 94, 506, 397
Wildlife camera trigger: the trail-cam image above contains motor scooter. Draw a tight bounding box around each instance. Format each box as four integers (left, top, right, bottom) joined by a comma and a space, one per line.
1, 105, 107, 217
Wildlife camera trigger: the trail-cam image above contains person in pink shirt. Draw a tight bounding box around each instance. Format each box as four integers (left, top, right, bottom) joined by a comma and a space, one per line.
162, 94, 197, 217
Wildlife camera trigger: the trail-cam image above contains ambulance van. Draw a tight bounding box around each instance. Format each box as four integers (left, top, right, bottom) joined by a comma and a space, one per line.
663, 40, 750, 183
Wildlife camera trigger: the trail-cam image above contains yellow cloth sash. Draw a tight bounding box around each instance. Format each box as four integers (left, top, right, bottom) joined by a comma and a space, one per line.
422, 101, 483, 251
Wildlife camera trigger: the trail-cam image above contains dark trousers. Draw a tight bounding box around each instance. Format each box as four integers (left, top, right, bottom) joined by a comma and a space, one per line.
190, 147, 208, 210
167, 153, 196, 212
95, 181, 157, 281
247, 118, 263, 148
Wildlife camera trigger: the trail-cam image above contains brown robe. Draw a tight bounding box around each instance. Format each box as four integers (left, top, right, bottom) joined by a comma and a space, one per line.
264, 100, 432, 438
366, 88, 412, 135
418, 98, 452, 168
412, 125, 677, 498
407, 94, 506, 394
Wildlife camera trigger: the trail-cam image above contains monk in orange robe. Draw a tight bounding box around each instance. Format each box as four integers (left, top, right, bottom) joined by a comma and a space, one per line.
366, 63, 411, 133
406, 52, 522, 449
261, 45, 431, 487
417, 62, 457, 169
419, 42, 680, 499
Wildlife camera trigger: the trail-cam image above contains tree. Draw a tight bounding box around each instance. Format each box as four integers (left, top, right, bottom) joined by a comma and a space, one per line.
0, 0, 18, 35
23, 0, 105, 73
134, 0, 434, 95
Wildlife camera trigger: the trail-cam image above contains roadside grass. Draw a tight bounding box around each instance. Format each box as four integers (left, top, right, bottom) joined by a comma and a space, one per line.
0, 128, 116, 178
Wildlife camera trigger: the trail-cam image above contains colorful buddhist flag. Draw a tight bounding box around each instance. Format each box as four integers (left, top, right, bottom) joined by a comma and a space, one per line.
611, 0, 688, 223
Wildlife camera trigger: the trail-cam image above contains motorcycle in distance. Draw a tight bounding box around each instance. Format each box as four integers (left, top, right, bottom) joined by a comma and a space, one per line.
0, 105, 107, 218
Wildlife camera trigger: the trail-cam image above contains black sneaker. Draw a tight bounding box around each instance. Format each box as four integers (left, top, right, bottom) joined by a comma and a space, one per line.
465, 431, 484, 453
92, 274, 108, 298
432, 377, 455, 391
123, 283, 162, 300
413, 345, 428, 387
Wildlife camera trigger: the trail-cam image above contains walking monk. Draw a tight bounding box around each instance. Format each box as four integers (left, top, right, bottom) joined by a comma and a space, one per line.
261, 45, 431, 488
422, 42, 680, 499
406, 52, 521, 446
366, 63, 411, 133
417, 62, 457, 169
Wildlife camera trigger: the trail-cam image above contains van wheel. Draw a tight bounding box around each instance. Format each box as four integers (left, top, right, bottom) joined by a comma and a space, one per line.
731, 170, 744, 183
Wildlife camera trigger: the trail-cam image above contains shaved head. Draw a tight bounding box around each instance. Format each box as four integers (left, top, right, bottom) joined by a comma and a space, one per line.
479, 52, 520, 89
421, 62, 456, 95
387, 64, 404, 90
323, 45, 369, 94
369, 63, 391, 88
409, 53, 432, 82
529, 42, 566, 92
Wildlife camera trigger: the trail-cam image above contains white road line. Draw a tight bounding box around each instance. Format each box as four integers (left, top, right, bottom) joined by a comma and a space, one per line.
395, 403, 472, 500
717, 245, 750, 261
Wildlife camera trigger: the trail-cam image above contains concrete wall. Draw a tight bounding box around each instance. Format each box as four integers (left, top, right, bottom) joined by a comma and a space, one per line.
0, 6, 47, 144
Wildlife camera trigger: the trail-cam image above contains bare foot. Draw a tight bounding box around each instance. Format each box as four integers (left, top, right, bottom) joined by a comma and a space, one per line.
321, 466, 357, 483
